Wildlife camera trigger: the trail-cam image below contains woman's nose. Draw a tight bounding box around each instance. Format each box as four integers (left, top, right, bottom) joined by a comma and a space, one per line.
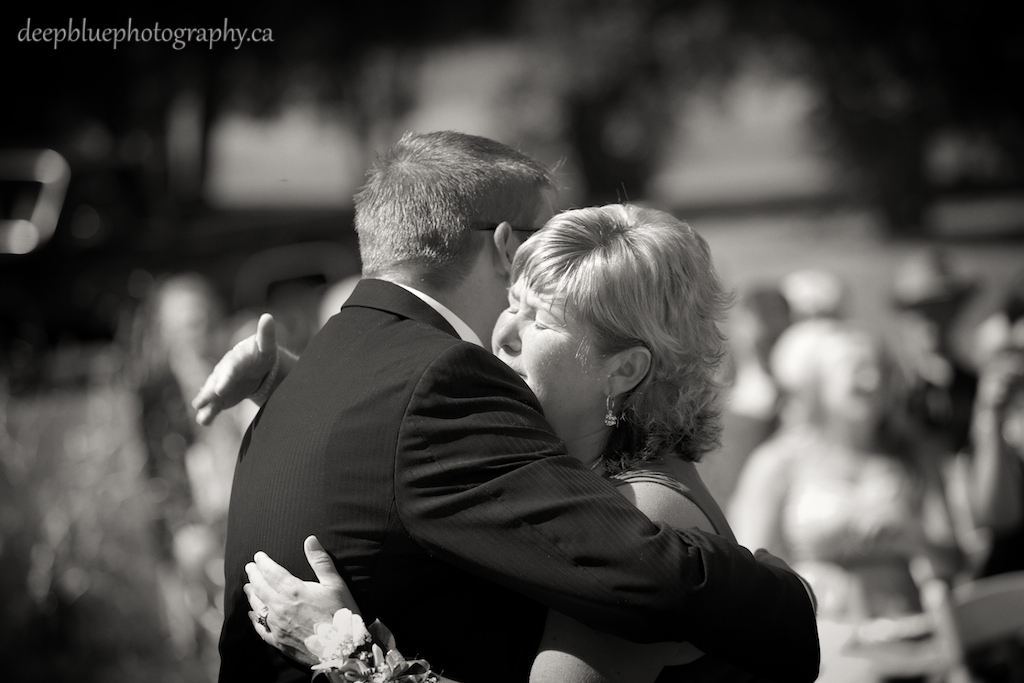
494, 315, 521, 356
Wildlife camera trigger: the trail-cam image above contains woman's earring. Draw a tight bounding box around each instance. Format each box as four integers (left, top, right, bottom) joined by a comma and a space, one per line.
604, 395, 618, 427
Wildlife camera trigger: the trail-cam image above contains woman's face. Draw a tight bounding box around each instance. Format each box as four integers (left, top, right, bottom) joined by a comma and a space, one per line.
492, 280, 609, 446
819, 334, 885, 423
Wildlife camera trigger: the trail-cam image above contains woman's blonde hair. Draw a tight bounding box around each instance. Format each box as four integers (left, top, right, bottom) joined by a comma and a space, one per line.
770, 319, 913, 453
512, 204, 731, 470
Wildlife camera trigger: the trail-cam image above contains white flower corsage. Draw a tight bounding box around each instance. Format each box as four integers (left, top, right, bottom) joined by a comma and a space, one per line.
305, 609, 439, 683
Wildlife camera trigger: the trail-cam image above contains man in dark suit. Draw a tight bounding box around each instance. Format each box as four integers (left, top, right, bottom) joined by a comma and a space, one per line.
217, 131, 819, 683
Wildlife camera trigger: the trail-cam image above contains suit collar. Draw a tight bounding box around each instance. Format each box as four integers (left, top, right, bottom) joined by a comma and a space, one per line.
342, 278, 460, 340
391, 282, 483, 346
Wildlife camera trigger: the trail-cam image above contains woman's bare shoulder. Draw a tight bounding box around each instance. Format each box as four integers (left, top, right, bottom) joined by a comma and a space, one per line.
615, 480, 716, 534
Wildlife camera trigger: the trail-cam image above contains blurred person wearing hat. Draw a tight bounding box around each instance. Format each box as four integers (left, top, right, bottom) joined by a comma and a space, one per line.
957, 273, 1024, 683
891, 248, 979, 455
973, 269, 1024, 368
969, 348, 1024, 578
967, 270, 1024, 580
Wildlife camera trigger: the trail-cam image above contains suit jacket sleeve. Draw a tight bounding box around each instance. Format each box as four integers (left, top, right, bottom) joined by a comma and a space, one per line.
394, 343, 819, 683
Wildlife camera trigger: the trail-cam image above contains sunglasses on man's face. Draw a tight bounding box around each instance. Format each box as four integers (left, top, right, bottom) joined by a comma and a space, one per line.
470, 222, 540, 233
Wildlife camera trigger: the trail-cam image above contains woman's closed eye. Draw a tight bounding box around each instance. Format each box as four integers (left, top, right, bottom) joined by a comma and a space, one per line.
533, 311, 564, 332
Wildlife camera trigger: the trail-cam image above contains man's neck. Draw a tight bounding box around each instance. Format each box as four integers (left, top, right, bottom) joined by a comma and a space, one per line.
379, 274, 493, 347
377, 232, 506, 350
380, 272, 441, 298
378, 273, 457, 312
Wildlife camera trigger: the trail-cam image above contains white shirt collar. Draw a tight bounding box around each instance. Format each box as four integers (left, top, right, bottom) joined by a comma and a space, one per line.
393, 282, 484, 347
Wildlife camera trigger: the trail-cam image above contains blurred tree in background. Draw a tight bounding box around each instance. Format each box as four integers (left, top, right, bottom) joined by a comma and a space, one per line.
4, 1, 1021, 243
515, 0, 1023, 231
747, 0, 1024, 233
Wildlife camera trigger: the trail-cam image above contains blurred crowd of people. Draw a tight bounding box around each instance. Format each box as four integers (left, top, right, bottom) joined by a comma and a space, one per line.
702, 250, 1024, 682
120, 245, 1024, 681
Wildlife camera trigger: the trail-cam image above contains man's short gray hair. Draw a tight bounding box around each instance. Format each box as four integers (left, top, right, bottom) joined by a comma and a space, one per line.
355, 131, 552, 290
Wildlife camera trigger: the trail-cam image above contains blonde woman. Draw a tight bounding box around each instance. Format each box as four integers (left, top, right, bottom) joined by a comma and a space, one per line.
241, 205, 793, 682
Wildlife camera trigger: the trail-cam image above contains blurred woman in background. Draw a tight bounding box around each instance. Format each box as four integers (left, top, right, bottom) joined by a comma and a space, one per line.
131, 273, 245, 678
699, 285, 790, 508
729, 319, 962, 622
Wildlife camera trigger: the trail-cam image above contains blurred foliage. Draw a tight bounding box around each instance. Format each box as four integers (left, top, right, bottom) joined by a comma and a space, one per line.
0, 374, 210, 682
4, 0, 1022, 234
744, 0, 1024, 231
516, 0, 1024, 229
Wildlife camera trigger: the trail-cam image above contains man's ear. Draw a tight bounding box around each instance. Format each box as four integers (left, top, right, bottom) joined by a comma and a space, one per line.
606, 346, 652, 398
492, 222, 516, 277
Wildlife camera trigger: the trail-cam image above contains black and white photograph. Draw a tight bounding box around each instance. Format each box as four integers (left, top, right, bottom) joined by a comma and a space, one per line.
2, 3, 1023, 682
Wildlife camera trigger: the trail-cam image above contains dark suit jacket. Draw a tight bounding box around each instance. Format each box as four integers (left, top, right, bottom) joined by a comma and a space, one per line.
219, 279, 819, 683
